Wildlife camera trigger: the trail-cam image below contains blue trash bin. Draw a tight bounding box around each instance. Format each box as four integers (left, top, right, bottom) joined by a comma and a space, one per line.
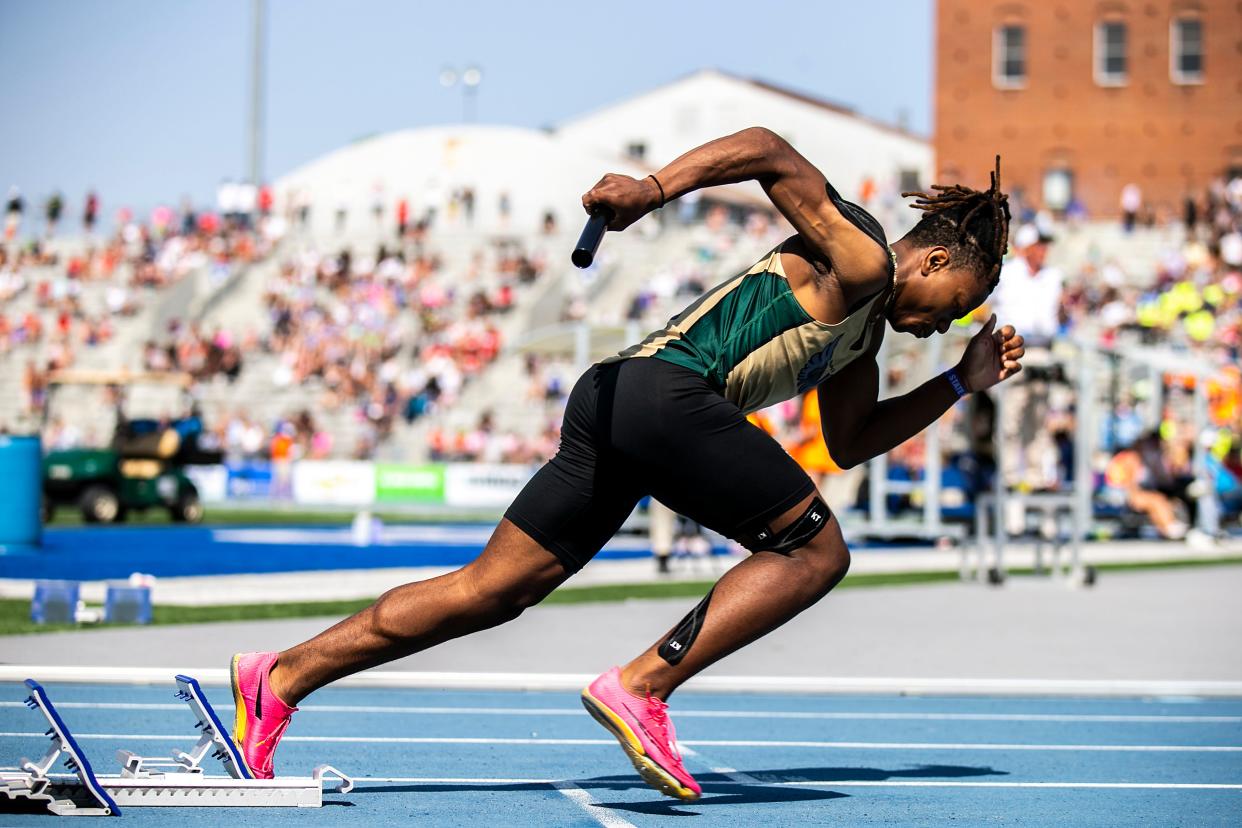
0, 434, 42, 552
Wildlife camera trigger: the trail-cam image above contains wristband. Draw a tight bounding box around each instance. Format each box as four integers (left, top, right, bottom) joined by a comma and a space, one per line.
648, 174, 666, 208
945, 368, 968, 398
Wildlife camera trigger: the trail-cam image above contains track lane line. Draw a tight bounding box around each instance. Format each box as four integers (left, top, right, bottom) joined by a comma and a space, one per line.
5, 700, 1238, 724
6, 667, 1242, 696
345, 777, 1242, 791
552, 780, 639, 828
3, 732, 1238, 751
679, 745, 762, 785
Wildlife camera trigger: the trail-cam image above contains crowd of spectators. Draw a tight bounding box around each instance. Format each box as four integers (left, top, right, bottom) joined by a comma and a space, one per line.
10, 173, 1241, 540
251, 235, 545, 458
3, 187, 276, 422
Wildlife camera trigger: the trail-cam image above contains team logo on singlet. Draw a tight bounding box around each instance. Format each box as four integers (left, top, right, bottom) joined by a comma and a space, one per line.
795, 338, 840, 393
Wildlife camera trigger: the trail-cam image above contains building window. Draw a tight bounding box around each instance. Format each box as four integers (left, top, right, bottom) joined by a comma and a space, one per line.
625, 141, 646, 161
993, 25, 1027, 88
1170, 17, 1204, 84
898, 169, 921, 193
1094, 21, 1127, 85
1042, 168, 1074, 213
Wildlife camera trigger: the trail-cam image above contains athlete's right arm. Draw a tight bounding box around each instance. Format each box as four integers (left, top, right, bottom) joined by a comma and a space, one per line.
581, 127, 890, 288
818, 330, 961, 470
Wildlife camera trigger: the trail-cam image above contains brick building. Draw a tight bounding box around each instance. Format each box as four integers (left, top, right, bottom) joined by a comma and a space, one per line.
935, 0, 1242, 220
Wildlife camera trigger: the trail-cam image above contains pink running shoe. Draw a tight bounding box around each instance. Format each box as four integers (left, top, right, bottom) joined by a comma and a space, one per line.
230, 652, 298, 779
581, 667, 701, 801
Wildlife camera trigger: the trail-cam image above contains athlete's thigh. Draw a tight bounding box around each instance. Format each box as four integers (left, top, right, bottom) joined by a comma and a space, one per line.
611, 360, 815, 543
505, 363, 645, 573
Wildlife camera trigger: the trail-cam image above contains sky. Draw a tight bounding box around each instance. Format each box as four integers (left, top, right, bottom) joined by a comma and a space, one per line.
0, 0, 932, 221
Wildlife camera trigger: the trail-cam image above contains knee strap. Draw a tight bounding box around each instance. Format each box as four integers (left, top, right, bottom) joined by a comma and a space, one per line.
658, 587, 714, 666
740, 496, 831, 555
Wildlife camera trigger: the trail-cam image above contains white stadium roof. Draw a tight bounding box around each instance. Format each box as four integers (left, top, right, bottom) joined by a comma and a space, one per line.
275, 125, 647, 235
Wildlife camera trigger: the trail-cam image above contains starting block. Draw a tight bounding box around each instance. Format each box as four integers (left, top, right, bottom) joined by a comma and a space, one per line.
2, 675, 352, 816
0, 679, 118, 815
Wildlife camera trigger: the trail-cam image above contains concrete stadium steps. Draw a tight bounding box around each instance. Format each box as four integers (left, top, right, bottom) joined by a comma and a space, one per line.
1045, 223, 1184, 284
194, 250, 284, 337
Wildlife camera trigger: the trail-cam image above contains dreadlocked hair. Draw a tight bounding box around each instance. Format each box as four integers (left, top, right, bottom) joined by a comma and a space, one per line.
900, 156, 1011, 290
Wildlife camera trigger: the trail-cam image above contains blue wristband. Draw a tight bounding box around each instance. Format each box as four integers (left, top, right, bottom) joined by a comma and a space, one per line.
945, 369, 968, 398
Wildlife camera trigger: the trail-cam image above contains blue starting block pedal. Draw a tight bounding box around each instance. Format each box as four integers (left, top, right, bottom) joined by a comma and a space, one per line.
0, 679, 120, 815
1, 675, 352, 815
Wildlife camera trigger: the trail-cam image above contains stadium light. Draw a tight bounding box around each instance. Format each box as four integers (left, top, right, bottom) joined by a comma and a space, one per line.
439, 64, 483, 123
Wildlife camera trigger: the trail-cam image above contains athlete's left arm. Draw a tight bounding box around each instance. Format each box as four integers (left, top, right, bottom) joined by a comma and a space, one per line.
821, 315, 1024, 469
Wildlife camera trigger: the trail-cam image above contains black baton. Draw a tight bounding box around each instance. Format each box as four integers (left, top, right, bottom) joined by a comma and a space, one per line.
571, 209, 612, 268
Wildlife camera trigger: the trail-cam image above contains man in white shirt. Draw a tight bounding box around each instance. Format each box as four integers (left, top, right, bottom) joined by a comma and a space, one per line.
993, 224, 1065, 489
993, 224, 1062, 348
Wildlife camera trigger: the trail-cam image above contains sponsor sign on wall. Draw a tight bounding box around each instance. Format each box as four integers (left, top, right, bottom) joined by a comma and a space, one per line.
292, 461, 376, 506
184, 464, 229, 503
443, 463, 535, 508
375, 464, 446, 503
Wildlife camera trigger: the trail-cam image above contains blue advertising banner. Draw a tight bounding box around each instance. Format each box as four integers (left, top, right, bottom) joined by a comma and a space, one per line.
226, 460, 274, 500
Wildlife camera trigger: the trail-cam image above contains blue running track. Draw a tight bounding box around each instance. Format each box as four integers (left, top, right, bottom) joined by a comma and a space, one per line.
2, 681, 1240, 825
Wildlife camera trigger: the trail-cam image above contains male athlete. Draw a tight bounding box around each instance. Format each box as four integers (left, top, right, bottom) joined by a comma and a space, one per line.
229, 127, 1024, 800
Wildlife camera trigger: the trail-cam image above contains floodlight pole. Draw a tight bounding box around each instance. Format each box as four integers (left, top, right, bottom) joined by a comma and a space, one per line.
248, 0, 267, 185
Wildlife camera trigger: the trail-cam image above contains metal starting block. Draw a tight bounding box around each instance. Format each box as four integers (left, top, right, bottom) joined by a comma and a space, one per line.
2, 675, 352, 816
0, 679, 119, 816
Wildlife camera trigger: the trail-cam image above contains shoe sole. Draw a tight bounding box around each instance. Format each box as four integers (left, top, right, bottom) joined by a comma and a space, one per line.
229, 653, 258, 778
581, 689, 700, 801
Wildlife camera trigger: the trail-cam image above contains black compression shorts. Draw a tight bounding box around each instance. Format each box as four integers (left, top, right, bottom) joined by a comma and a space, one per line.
504, 358, 817, 573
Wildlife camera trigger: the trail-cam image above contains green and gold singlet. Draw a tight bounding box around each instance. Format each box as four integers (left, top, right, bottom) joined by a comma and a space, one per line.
605, 242, 891, 415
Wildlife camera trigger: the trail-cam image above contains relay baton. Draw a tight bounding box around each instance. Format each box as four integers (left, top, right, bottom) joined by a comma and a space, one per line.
571, 209, 612, 268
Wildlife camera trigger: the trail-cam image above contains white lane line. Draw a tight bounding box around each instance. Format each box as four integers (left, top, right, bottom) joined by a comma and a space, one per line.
3, 700, 1237, 724
552, 780, 638, 828
782, 781, 1242, 789
363, 776, 555, 784
2, 732, 1238, 752
7, 666, 1242, 697
679, 745, 761, 785
351, 777, 1242, 791
688, 740, 1242, 752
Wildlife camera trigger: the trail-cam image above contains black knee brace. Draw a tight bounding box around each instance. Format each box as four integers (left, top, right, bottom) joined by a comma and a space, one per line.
738, 496, 831, 555
658, 587, 714, 665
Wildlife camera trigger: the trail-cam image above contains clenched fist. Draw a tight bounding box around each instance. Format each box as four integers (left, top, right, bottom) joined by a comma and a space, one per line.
581, 173, 662, 231
956, 314, 1025, 393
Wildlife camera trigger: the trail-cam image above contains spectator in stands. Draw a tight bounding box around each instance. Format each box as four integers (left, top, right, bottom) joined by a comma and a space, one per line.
270, 422, 295, 498
1106, 431, 1196, 540
396, 197, 409, 238
5, 186, 23, 241
991, 223, 1065, 490
20, 360, 47, 417
993, 224, 1062, 347
1120, 182, 1142, 234
498, 191, 511, 227
45, 191, 63, 237
83, 190, 99, 232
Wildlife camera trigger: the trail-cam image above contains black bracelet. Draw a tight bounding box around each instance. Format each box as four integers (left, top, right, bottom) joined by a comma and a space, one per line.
648, 174, 666, 208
